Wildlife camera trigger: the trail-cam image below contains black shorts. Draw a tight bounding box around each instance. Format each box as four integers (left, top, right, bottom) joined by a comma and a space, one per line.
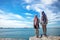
34, 25, 39, 29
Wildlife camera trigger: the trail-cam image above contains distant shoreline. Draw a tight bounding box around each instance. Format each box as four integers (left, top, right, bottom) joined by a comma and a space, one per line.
0, 28, 60, 29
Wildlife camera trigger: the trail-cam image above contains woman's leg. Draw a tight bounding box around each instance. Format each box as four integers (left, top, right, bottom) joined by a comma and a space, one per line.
37, 29, 39, 38
35, 29, 39, 38
42, 25, 47, 36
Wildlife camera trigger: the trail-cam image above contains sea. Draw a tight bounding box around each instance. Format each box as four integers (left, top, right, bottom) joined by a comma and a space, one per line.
0, 28, 60, 40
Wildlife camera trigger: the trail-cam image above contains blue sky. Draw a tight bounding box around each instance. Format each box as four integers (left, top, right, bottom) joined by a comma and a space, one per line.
0, 0, 60, 28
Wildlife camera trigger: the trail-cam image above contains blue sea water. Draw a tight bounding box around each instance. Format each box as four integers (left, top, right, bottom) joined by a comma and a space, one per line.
0, 28, 60, 40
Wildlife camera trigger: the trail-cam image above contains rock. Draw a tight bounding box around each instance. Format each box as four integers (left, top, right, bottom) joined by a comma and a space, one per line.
29, 36, 60, 40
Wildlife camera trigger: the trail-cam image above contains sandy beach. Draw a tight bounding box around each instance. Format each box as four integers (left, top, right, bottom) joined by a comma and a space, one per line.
29, 36, 60, 40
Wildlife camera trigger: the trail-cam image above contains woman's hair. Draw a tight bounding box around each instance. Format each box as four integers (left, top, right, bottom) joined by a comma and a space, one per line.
35, 15, 37, 18
42, 11, 44, 13
42, 11, 46, 16
42, 11, 45, 15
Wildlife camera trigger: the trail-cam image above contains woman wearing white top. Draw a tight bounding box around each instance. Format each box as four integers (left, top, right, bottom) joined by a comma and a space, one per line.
41, 11, 48, 37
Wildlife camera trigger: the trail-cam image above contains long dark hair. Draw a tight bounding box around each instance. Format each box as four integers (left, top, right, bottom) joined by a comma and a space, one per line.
42, 11, 47, 22
42, 11, 46, 16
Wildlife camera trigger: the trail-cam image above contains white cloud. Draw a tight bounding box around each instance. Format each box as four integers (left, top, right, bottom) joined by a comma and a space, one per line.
25, 0, 57, 11
48, 21, 57, 25
26, 4, 45, 12
25, 13, 33, 19
44, 9, 60, 25
26, 5, 31, 10
26, 17, 31, 19
41, 0, 57, 5
0, 12, 24, 20
24, 0, 40, 4
25, 13, 32, 15
0, 19, 31, 28
45, 9, 60, 21
26, 21, 33, 24
0, 19, 32, 28
45, 9, 56, 20
24, 0, 60, 26
24, 0, 32, 3
0, 0, 59, 28
31, 4, 45, 12
0, 10, 33, 28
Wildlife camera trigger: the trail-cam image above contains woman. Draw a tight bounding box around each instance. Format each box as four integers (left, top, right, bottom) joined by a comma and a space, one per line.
41, 11, 48, 37
34, 15, 39, 38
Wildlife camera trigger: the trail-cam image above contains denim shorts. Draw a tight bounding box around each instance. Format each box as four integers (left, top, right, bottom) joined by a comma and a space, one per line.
41, 21, 47, 25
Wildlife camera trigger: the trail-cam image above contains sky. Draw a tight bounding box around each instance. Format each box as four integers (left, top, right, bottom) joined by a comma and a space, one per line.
0, 0, 60, 28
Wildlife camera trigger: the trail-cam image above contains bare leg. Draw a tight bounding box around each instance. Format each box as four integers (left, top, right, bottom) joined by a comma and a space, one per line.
42, 25, 47, 36
35, 29, 39, 38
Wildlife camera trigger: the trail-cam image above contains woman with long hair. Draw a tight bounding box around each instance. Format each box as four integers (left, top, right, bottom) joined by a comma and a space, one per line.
41, 11, 48, 37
